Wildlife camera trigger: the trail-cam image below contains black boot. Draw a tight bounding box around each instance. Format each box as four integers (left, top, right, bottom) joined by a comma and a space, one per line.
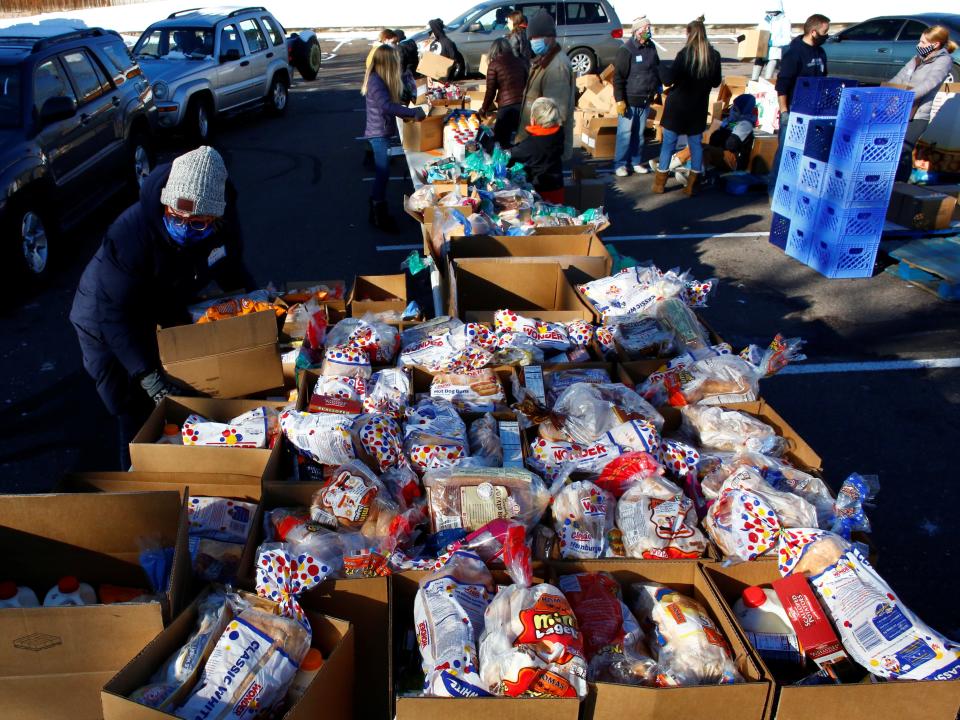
370, 199, 399, 233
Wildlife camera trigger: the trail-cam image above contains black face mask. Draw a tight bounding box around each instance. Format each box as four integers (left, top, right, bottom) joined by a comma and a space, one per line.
812, 32, 829, 46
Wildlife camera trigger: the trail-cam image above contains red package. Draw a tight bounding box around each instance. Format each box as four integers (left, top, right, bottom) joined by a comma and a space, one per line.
595, 452, 664, 498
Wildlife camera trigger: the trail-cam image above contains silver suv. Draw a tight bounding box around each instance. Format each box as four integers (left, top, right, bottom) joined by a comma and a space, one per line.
412, 0, 625, 76
132, 6, 321, 140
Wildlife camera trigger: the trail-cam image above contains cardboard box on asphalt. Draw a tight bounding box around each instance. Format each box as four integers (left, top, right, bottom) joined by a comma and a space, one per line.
401, 105, 447, 152
0, 491, 190, 720
449, 260, 596, 321
130, 397, 289, 476
550, 559, 770, 720
349, 274, 408, 317
749, 134, 779, 174
573, 108, 600, 148
157, 310, 283, 398
564, 165, 607, 212
887, 182, 957, 230
702, 562, 960, 720
417, 52, 454, 81
738, 29, 770, 59
445, 231, 613, 280
101, 590, 354, 720
582, 116, 618, 159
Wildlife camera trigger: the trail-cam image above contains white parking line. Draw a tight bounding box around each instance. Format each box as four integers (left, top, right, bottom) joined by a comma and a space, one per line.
605, 231, 770, 242
780, 358, 960, 375
377, 244, 421, 252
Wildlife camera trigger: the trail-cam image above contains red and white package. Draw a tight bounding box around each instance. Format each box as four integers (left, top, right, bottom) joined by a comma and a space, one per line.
616, 475, 707, 560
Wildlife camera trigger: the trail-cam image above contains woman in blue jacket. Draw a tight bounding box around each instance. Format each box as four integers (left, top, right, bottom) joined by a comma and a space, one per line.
363, 44, 425, 232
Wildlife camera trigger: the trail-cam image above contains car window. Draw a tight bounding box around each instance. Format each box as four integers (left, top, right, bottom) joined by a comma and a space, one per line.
62, 50, 110, 103
518, 2, 557, 21
220, 24, 245, 57
239, 18, 269, 53
0, 66, 21, 127
840, 19, 904, 42
134, 27, 214, 58
466, 6, 515, 33
564, 2, 607, 25
101, 40, 134, 82
34, 58, 76, 115
261, 15, 285, 46
897, 20, 927, 42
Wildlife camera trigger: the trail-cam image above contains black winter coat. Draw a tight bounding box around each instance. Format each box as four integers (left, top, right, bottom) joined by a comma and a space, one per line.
613, 38, 660, 107
428, 19, 465, 80
660, 46, 722, 136
509, 128, 564, 192
70, 164, 253, 382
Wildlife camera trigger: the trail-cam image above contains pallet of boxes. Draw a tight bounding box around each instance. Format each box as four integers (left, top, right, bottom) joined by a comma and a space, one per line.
574, 65, 664, 159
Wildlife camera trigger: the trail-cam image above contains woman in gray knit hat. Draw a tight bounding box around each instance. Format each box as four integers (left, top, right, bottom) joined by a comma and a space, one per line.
71, 145, 253, 468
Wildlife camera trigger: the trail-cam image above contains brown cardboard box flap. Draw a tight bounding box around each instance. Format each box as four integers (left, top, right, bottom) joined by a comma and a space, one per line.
157, 310, 278, 364
61, 471, 263, 499
417, 52, 455, 81
446, 233, 612, 278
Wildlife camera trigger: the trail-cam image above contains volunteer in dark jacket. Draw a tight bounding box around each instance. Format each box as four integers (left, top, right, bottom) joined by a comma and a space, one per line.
652, 17, 722, 196
394, 29, 418, 104
69, 146, 254, 467
769, 13, 829, 192
507, 11, 533, 66
890, 25, 956, 181
509, 97, 565, 203
428, 18, 465, 81
480, 37, 529, 148
612, 16, 660, 176
363, 44, 425, 232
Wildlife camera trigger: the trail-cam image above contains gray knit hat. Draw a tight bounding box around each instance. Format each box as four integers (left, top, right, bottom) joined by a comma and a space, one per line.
160, 146, 227, 217
527, 9, 556, 38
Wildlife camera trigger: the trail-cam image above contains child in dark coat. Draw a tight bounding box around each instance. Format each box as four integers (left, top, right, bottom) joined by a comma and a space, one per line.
508, 96, 565, 204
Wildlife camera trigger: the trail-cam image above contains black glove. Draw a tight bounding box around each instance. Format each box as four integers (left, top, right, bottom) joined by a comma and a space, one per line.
140, 370, 179, 405
414, 108, 426, 121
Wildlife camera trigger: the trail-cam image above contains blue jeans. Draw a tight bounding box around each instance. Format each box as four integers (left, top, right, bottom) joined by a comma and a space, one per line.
768, 111, 788, 195
614, 105, 650, 169
368, 136, 390, 202
659, 128, 702, 173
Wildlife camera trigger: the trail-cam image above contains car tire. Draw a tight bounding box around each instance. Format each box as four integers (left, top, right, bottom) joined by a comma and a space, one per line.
568, 47, 597, 76
128, 129, 155, 190
186, 95, 213, 143
292, 36, 321, 81
4, 198, 53, 279
265, 74, 289, 116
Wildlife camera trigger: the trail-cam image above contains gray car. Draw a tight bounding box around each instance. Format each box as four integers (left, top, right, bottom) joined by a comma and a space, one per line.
133, 6, 321, 141
824, 14, 960, 84
408, 0, 625, 76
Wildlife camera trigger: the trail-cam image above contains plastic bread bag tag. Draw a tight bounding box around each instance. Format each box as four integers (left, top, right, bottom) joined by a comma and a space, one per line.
777, 529, 960, 682
830, 472, 879, 539
414, 550, 496, 697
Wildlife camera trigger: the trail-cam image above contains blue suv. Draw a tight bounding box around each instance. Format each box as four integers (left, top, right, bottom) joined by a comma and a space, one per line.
0, 27, 157, 277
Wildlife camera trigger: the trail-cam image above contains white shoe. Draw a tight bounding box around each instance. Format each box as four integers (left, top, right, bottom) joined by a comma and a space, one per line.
648, 159, 659, 172
614, 166, 629, 177
674, 168, 689, 188
633, 164, 650, 175
668, 156, 683, 171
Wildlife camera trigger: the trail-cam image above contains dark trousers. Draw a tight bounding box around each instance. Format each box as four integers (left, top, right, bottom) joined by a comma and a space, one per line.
493, 104, 522, 149
896, 118, 929, 182
368, 136, 391, 202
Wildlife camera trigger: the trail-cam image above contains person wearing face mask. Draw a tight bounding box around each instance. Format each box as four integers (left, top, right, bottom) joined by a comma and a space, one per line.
507, 11, 532, 67
612, 16, 661, 177
890, 25, 957, 181
515, 10, 576, 161
366, 29, 400, 70
70, 146, 254, 468
769, 14, 829, 194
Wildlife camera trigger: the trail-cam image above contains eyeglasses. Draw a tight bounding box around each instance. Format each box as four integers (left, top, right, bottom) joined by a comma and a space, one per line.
165, 206, 217, 231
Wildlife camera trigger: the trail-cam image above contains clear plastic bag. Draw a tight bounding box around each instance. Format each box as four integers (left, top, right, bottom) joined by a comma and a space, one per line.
608, 315, 674, 358
430, 369, 505, 413
404, 398, 469, 473
279, 409, 357, 465
552, 480, 615, 559
655, 298, 711, 357
617, 475, 707, 560
311, 460, 387, 531
468, 413, 503, 467
552, 383, 664, 446
681, 405, 788, 456
594, 451, 663, 498
182, 407, 276, 448
325, 316, 400, 364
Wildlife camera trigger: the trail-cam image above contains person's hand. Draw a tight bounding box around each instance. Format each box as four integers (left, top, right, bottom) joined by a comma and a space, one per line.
140, 370, 181, 405
414, 108, 427, 122
777, 110, 789, 135
616, 101, 628, 116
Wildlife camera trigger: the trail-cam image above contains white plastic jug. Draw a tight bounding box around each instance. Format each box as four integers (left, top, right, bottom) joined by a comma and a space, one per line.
156, 423, 183, 445
733, 586, 801, 664
43, 576, 97, 607
0, 581, 40, 608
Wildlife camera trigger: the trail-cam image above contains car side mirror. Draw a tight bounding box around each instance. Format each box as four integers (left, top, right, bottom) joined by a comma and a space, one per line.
220, 48, 241, 62
39, 95, 76, 126
468, 23, 482, 33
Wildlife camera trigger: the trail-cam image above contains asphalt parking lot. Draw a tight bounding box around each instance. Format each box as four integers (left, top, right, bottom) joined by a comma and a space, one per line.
1, 38, 957, 638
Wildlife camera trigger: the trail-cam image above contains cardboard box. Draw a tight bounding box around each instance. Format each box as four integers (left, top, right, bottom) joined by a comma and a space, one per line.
130, 397, 288, 475
445, 231, 612, 280
157, 310, 283, 398
718, 76, 749, 108
449, 260, 595, 321
749, 134, 779, 174
599, 63, 615, 84
887, 182, 957, 230
703, 563, 960, 720
738, 29, 770, 59
101, 590, 354, 720
0, 491, 190, 720
349, 274, 408, 317
927, 183, 960, 202
551, 559, 770, 720
478, 53, 489, 76
401, 106, 447, 152
576, 73, 604, 95
579, 84, 616, 114
582, 116, 618, 159
573, 108, 600, 148
930, 81, 959, 120
417, 52, 454, 81
564, 165, 607, 212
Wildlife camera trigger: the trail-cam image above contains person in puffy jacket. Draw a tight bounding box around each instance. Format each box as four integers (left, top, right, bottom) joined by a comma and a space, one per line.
363, 44, 425, 232
480, 37, 529, 148
612, 16, 661, 176
69, 146, 254, 468
509, 97, 565, 203
651, 16, 722, 196
428, 18, 465, 81
507, 11, 532, 67
890, 25, 956, 181
394, 29, 419, 103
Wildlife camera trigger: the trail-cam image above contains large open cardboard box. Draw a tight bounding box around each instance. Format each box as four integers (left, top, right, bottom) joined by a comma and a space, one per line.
349, 274, 408, 317
444, 230, 613, 280
401, 106, 447, 152
702, 562, 960, 720
157, 310, 283, 398
550, 559, 771, 720
130, 397, 289, 476
0, 491, 190, 720
101, 590, 354, 720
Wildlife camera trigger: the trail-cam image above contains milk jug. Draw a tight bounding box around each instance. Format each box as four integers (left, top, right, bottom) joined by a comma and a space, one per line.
43, 576, 97, 606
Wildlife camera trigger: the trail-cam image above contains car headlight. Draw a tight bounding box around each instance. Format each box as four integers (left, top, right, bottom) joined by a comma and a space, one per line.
153, 80, 169, 100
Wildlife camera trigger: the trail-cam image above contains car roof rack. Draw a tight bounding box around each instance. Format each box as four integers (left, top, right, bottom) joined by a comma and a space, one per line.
30, 27, 106, 52
227, 6, 267, 18
167, 7, 204, 18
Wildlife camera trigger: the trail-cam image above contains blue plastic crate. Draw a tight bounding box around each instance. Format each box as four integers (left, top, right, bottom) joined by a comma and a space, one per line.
797, 157, 828, 195
790, 77, 858, 117
771, 178, 798, 217
817, 201, 886, 241
778, 147, 802, 183
822, 164, 896, 207
769, 212, 791, 250
783, 112, 815, 151
802, 118, 836, 162
836, 87, 913, 129
793, 190, 821, 224
809, 237, 880, 279
785, 223, 815, 264
828, 125, 905, 173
